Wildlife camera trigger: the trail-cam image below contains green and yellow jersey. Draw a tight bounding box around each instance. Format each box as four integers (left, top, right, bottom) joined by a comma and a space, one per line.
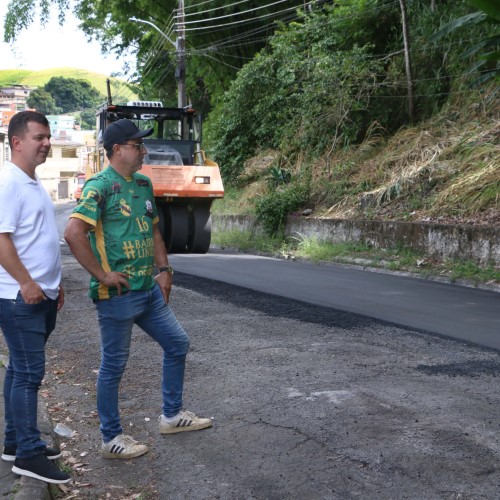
71, 166, 159, 300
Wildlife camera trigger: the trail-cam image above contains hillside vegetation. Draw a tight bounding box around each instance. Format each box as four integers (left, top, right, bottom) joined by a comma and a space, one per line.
0, 68, 136, 102
206, 1, 499, 234
216, 84, 499, 229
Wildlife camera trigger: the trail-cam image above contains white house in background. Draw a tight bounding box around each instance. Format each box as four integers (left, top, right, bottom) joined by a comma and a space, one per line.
0, 133, 88, 200
46, 114, 80, 140
0, 85, 35, 111
36, 137, 83, 200
38, 131, 97, 201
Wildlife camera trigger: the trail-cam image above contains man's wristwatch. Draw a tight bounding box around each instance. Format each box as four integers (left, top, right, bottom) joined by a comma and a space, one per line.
158, 265, 174, 276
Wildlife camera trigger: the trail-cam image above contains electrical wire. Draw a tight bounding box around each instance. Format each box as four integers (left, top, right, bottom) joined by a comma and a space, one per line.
193, 34, 487, 69
191, 19, 286, 50
211, 65, 489, 95
183, 11, 300, 39
177, 4, 304, 32
186, 0, 476, 77
200, 52, 243, 71
177, 0, 291, 25
181, 0, 251, 18
129, 2, 296, 87
184, 0, 219, 11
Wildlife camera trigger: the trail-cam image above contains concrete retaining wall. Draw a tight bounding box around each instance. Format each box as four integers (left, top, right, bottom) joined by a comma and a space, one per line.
212, 215, 500, 266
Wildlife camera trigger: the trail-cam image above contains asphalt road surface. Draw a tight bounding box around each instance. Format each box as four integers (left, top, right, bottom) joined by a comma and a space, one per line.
56, 202, 500, 350
169, 253, 500, 351
45, 202, 500, 498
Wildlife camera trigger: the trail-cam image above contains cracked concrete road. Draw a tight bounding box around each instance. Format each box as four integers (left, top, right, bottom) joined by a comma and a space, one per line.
37, 244, 500, 499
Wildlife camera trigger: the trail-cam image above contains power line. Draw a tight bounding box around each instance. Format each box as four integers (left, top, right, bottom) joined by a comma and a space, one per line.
200, 52, 243, 71
177, 4, 303, 32
182, 0, 251, 18
192, 19, 287, 49
128, 0, 479, 105
190, 17, 299, 41
196, 34, 486, 67
177, 0, 291, 25
184, 0, 218, 11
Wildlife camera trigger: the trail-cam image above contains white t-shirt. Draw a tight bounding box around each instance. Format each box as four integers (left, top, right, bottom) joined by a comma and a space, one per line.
0, 161, 61, 300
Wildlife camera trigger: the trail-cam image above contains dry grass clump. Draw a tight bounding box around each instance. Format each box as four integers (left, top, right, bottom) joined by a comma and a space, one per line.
431, 163, 499, 216
314, 85, 499, 223
315, 121, 388, 181
237, 150, 279, 183
361, 130, 452, 204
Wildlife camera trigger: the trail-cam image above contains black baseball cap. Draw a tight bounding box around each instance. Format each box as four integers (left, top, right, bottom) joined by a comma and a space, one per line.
103, 119, 154, 150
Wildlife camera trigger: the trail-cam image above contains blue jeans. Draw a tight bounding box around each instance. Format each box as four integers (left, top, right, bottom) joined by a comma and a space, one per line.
94, 284, 190, 443
0, 293, 57, 458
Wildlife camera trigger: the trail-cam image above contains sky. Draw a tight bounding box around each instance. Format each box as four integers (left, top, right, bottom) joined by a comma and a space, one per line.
0, 3, 134, 75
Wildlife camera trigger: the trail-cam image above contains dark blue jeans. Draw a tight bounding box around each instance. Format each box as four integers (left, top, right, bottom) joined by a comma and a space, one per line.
0, 293, 57, 458
94, 284, 190, 443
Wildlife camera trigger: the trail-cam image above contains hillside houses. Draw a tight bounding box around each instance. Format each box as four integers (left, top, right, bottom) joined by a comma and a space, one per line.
0, 84, 35, 113
0, 84, 93, 201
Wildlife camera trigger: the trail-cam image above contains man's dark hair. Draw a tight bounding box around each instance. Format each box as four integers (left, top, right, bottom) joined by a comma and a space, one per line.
105, 147, 114, 160
8, 111, 50, 148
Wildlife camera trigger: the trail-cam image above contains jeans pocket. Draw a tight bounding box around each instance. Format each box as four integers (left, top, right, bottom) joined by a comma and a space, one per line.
95, 291, 137, 322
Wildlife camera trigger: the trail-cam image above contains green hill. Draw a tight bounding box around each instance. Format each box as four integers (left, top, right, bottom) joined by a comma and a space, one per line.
0, 68, 137, 103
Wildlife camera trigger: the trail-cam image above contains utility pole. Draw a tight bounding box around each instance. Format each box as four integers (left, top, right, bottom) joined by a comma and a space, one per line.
129, 5, 186, 109
399, 0, 415, 123
176, 0, 187, 109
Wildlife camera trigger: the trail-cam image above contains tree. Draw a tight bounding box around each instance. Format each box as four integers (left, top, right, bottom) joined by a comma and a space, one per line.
44, 76, 103, 113
430, 0, 500, 84
27, 88, 62, 115
80, 108, 96, 129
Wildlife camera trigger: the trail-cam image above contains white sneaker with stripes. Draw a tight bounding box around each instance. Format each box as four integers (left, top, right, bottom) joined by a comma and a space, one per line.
101, 434, 148, 459
159, 410, 213, 434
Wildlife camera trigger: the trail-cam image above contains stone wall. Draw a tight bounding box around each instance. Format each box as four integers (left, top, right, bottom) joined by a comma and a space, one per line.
212, 215, 500, 266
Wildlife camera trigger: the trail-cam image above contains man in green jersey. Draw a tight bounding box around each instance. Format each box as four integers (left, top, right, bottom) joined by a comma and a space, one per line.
64, 119, 212, 459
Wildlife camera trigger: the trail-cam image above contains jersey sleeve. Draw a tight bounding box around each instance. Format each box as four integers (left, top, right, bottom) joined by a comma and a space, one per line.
70, 179, 104, 227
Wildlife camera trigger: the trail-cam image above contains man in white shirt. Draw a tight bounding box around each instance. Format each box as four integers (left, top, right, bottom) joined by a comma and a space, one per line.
0, 111, 70, 484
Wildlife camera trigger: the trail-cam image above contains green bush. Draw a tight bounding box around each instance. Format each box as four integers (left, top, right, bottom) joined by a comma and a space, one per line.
255, 184, 309, 237
267, 167, 292, 188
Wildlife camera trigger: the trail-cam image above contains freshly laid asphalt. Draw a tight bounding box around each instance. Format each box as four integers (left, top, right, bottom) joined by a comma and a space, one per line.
169, 252, 500, 350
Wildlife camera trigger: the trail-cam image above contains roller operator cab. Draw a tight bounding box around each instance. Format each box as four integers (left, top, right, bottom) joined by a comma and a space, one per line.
94, 102, 224, 253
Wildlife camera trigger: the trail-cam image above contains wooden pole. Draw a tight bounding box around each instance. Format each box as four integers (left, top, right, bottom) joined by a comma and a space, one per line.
399, 0, 415, 123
